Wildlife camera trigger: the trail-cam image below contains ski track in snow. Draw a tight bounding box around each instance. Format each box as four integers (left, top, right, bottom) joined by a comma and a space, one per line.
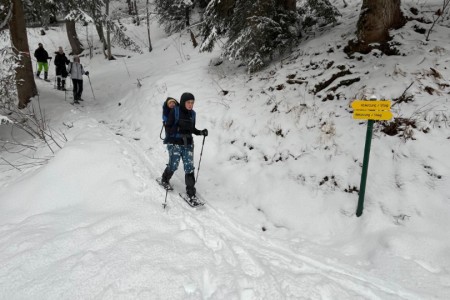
87, 119, 422, 299
0, 112, 423, 299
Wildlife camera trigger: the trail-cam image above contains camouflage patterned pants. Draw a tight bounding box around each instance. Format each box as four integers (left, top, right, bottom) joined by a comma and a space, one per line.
166, 144, 195, 174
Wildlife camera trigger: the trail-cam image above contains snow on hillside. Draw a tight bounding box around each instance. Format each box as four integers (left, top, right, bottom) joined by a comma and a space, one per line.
0, 0, 449, 298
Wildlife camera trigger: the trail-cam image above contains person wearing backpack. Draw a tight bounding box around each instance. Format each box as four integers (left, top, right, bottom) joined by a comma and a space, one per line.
160, 92, 208, 202
67, 55, 89, 103
54, 47, 70, 90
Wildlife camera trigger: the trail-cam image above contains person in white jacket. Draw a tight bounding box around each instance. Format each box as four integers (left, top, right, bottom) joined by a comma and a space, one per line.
67, 55, 89, 103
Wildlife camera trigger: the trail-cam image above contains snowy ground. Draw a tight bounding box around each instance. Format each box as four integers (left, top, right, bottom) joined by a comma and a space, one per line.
0, 0, 450, 299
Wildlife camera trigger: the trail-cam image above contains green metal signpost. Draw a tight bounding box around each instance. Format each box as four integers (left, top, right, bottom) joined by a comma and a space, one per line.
356, 119, 374, 217
352, 97, 392, 217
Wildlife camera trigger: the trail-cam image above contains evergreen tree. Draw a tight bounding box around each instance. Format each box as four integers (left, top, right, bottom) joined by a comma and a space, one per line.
199, 0, 340, 72
154, 0, 195, 34
200, 0, 300, 72
23, 0, 59, 27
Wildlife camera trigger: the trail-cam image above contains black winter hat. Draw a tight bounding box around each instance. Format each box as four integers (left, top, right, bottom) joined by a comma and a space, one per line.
180, 92, 195, 103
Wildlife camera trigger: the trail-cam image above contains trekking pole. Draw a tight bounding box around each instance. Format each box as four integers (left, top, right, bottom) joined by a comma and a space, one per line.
86, 74, 96, 101
48, 57, 52, 79
162, 188, 169, 210
195, 135, 206, 182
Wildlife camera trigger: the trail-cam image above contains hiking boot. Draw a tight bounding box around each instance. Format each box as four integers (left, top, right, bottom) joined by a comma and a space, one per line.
185, 172, 196, 198
188, 194, 200, 206
161, 179, 173, 191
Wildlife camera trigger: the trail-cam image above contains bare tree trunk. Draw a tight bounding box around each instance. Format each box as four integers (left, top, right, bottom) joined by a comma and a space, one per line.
9, 0, 37, 109
185, 6, 190, 27
346, 0, 406, 54
105, 0, 113, 60
95, 23, 108, 58
133, 0, 140, 25
127, 0, 133, 15
90, 0, 108, 58
277, 0, 296, 10
66, 20, 84, 55
146, 0, 152, 52
198, 0, 209, 9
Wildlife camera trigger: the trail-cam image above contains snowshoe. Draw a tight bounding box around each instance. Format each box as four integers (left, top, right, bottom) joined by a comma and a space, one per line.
179, 193, 205, 208
156, 177, 173, 191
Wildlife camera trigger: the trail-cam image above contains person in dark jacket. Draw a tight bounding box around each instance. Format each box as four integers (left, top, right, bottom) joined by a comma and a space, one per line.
34, 43, 51, 80
54, 47, 70, 90
161, 92, 208, 201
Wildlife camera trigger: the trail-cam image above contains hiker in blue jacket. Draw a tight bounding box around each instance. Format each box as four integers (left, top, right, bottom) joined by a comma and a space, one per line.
160, 92, 208, 201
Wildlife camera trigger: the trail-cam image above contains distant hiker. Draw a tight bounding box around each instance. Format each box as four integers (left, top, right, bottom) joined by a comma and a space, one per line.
160, 92, 208, 202
67, 56, 89, 104
34, 43, 51, 81
54, 47, 70, 90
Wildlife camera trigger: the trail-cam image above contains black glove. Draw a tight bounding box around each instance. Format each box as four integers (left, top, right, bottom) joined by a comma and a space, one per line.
201, 129, 208, 136
85, 71, 89, 76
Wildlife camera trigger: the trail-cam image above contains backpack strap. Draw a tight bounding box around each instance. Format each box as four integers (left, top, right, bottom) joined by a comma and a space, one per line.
174, 106, 180, 125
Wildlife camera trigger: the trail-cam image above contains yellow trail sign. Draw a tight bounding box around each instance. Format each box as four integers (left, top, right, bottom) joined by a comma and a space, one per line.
352, 100, 391, 110
353, 110, 393, 121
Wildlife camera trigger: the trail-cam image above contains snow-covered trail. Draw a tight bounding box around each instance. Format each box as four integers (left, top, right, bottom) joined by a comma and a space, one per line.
0, 75, 422, 299
3, 61, 449, 300
0, 84, 421, 299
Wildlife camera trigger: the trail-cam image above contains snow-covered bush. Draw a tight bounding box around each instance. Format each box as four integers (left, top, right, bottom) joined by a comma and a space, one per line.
0, 45, 17, 110
298, 0, 341, 29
